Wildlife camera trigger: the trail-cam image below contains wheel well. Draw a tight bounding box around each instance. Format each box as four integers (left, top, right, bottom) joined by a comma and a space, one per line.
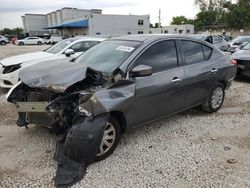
110, 111, 126, 134
218, 80, 227, 89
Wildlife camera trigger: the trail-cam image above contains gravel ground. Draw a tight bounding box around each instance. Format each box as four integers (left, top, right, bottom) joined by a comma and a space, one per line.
0, 45, 250, 188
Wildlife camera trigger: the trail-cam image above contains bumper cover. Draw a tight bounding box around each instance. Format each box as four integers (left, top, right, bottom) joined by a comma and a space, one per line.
54, 114, 108, 187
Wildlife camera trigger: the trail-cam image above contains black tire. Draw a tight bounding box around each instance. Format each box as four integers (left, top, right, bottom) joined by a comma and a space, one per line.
19, 42, 24, 46
0, 41, 6, 46
94, 116, 121, 162
201, 82, 225, 113
37, 41, 42, 45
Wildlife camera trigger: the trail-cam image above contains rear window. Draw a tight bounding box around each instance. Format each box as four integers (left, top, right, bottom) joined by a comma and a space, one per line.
181, 40, 212, 65
202, 45, 213, 60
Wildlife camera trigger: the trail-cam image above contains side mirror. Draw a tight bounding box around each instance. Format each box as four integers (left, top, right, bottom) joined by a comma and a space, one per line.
130, 65, 152, 78
233, 42, 241, 46
64, 49, 75, 57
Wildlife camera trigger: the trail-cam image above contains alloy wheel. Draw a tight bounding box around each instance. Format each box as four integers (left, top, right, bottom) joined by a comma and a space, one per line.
211, 87, 224, 109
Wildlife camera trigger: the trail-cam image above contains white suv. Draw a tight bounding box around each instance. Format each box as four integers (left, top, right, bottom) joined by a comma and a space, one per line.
0, 35, 9, 45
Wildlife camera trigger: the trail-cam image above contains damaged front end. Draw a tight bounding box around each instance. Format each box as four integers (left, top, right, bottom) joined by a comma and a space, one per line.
7, 65, 107, 130
6, 66, 113, 187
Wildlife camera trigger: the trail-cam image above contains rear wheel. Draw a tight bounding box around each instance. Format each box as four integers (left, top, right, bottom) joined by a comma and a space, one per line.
95, 116, 121, 162
201, 82, 225, 113
37, 41, 42, 45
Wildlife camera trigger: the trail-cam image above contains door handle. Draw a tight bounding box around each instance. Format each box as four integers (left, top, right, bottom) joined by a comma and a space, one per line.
211, 68, 218, 73
171, 77, 181, 83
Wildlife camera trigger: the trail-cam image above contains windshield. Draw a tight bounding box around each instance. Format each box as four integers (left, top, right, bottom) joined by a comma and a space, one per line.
242, 43, 250, 50
75, 40, 141, 73
231, 36, 250, 44
45, 40, 72, 54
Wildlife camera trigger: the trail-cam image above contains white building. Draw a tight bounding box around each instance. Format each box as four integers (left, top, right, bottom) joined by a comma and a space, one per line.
22, 14, 49, 36
22, 8, 150, 37
149, 24, 194, 35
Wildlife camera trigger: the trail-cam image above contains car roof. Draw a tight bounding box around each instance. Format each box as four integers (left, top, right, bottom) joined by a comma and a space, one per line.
110, 34, 200, 42
68, 37, 106, 43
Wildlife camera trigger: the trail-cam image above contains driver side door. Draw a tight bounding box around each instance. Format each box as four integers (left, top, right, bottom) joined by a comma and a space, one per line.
130, 39, 185, 126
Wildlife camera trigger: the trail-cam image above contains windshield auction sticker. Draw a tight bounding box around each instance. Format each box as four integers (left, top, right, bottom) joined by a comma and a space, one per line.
116, 46, 135, 52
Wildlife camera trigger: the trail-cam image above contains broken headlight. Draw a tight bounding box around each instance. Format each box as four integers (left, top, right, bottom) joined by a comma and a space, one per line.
3, 63, 21, 74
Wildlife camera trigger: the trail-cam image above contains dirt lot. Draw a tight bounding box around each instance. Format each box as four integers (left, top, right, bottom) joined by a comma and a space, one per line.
0, 45, 250, 188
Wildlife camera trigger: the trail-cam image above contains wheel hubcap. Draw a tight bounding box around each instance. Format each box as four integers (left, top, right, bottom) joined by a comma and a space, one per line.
97, 122, 116, 156
211, 87, 223, 109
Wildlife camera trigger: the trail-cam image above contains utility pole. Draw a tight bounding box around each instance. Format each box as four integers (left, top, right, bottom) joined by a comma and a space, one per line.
158, 9, 161, 28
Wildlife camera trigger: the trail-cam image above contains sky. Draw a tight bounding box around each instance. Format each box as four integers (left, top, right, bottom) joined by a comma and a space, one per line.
0, 0, 198, 29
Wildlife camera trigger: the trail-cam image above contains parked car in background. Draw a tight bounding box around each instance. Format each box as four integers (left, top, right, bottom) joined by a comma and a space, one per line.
232, 42, 250, 78
192, 35, 230, 51
0, 35, 9, 45
16, 37, 44, 45
7, 36, 236, 188
228, 36, 250, 53
0, 37, 105, 88
219, 35, 232, 42
45, 35, 63, 44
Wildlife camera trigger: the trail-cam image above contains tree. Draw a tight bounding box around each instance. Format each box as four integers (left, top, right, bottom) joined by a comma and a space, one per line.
192, 0, 233, 30
171, 16, 188, 25
12, 27, 23, 36
0, 28, 13, 35
224, 0, 250, 29
0, 27, 23, 36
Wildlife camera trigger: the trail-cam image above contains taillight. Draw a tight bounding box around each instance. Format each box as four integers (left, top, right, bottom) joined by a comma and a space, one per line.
230, 59, 237, 65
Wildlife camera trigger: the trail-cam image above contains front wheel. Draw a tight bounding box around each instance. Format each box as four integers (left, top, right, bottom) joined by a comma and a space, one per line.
37, 41, 42, 45
0, 41, 6, 45
201, 82, 225, 113
95, 116, 121, 162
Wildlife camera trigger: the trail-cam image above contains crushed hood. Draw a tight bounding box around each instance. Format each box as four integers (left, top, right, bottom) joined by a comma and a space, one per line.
19, 60, 94, 92
0, 51, 54, 66
233, 50, 250, 61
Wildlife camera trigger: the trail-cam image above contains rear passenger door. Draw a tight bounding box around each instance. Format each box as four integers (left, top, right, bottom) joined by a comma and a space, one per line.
131, 39, 185, 126
180, 40, 216, 108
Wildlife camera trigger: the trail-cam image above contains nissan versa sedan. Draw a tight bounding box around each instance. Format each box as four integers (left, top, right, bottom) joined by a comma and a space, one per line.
7, 35, 237, 187
0, 37, 105, 88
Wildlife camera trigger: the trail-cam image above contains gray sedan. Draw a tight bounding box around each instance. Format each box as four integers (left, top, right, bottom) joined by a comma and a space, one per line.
7, 35, 237, 187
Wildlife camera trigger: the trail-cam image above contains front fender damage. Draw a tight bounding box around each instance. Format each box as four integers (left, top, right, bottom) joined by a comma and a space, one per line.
54, 113, 109, 187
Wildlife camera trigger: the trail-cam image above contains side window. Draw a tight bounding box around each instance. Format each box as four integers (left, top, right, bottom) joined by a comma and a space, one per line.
202, 45, 212, 60
181, 40, 204, 65
213, 36, 221, 44
70, 41, 100, 52
70, 42, 82, 52
134, 40, 178, 73
204, 36, 213, 44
